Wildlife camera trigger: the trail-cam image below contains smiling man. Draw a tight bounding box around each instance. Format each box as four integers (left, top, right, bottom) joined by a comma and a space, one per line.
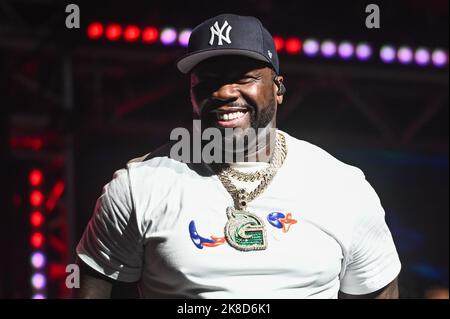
188, 55, 281, 163
75, 14, 401, 299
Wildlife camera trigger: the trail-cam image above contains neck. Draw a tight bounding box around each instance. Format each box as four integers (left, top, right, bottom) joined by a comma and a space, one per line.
222, 125, 278, 164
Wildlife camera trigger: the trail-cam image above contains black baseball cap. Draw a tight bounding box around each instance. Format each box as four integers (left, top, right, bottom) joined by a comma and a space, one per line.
177, 14, 279, 74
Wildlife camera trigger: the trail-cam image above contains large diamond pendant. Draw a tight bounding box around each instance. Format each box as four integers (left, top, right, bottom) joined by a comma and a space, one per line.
224, 206, 267, 251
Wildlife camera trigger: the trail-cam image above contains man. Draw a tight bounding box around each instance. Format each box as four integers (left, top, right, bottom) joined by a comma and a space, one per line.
75, 14, 401, 298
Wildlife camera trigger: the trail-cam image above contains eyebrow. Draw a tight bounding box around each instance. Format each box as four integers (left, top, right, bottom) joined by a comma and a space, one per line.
248, 70, 263, 77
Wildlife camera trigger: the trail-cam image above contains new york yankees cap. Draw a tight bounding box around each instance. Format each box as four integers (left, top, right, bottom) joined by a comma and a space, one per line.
177, 14, 279, 74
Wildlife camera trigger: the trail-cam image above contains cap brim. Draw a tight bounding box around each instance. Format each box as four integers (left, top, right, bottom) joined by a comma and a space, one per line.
176, 48, 271, 74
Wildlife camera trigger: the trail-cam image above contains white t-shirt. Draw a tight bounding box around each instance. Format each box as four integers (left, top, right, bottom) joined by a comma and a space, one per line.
76, 130, 401, 298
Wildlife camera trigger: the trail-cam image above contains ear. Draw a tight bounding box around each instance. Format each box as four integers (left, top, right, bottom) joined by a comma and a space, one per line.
276, 76, 284, 105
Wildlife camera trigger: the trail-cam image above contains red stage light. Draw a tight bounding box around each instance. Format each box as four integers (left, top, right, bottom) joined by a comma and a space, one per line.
273, 36, 285, 52
31, 211, 44, 227
31, 232, 44, 248
87, 22, 104, 40
142, 27, 159, 43
49, 263, 67, 280
46, 181, 65, 213
29, 169, 43, 186
30, 190, 43, 207
9, 136, 43, 151
105, 23, 122, 41
124, 25, 141, 42
285, 37, 302, 55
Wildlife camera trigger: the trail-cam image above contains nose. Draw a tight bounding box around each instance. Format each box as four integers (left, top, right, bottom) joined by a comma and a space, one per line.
212, 83, 240, 101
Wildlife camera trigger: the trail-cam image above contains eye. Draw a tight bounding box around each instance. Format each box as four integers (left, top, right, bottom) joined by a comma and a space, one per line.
235, 75, 258, 84
192, 80, 217, 96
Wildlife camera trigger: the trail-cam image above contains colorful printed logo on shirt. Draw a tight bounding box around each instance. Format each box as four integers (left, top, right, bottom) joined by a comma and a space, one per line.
189, 220, 226, 249
267, 212, 298, 233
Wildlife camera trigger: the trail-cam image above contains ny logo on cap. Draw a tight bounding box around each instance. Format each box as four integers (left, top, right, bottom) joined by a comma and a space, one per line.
209, 20, 232, 46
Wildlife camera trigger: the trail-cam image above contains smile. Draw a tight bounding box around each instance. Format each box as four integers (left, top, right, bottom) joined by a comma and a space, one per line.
209, 107, 250, 128
216, 111, 246, 121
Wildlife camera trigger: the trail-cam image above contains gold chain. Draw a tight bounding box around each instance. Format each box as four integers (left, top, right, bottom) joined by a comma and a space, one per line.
221, 133, 285, 182
216, 132, 287, 209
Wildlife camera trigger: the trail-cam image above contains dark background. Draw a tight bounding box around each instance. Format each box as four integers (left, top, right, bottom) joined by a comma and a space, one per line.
0, 0, 448, 298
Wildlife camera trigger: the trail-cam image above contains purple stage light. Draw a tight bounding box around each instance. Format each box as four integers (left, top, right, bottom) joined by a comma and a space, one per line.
303, 39, 319, 56
31, 252, 46, 269
356, 43, 372, 61
380, 45, 396, 63
321, 40, 336, 58
338, 42, 354, 59
397, 46, 413, 64
160, 27, 177, 45
32, 294, 45, 299
414, 48, 430, 66
178, 29, 191, 47
432, 49, 448, 67
31, 273, 46, 290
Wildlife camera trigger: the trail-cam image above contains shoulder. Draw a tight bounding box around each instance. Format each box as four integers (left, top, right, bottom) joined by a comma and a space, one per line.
281, 130, 380, 226
122, 141, 211, 198
95, 142, 191, 205
281, 130, 365, 184
102, 142, 186, 197
125, 141, 194, 177
281, 131, 390, 251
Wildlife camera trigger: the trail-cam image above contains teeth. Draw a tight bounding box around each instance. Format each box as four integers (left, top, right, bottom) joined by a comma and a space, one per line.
217, 111, 245, 121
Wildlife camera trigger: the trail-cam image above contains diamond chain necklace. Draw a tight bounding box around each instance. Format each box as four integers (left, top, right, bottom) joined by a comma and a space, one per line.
217, 132, 287, 210
215, 132, 287, 251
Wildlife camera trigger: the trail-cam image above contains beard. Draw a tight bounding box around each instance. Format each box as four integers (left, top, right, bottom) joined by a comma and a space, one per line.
204, 95, 277, 162
250, 94, 276, 130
